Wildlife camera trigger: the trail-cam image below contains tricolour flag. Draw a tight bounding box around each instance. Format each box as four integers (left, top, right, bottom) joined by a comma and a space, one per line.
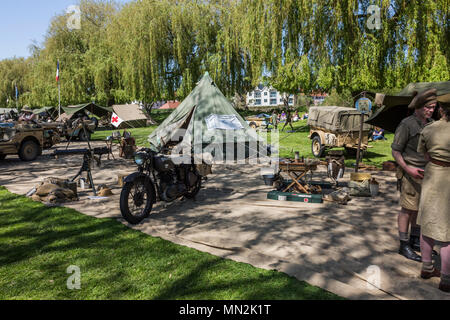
111, 112, 124, 128
56, 61, 60, 82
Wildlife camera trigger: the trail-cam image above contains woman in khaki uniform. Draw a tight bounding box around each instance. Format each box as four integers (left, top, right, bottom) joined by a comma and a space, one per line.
417, 103, 450, 293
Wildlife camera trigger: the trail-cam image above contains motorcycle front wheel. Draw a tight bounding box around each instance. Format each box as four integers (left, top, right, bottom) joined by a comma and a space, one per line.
184, 179, 202, 199
120, 177, 154, 224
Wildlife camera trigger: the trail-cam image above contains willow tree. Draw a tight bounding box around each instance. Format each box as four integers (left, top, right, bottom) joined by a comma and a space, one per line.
2, 0, 449, 108
0, 58, 31, 108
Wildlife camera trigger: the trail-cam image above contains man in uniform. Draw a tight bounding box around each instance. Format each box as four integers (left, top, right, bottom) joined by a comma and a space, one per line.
391, 89, 437, 262
18, 106, 36, 123
271, 111, 278, 130
282, 109, 294, 132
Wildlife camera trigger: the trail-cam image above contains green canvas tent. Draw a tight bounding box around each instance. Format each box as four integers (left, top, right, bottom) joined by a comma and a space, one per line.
56, 102, 113, 122
366, 81, 450, 132
148, 72, 269, 163
61, 103, 112, 117
32, 106, 58, 120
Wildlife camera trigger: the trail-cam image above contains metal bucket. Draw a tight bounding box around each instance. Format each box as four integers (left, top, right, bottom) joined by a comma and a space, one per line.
262, 174, 275, 186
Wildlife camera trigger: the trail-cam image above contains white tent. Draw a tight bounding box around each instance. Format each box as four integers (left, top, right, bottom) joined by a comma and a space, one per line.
112, 104, 149, 128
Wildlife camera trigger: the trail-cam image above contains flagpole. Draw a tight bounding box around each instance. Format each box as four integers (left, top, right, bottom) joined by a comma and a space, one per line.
58, 81, 61, 119
57, 60, 61, 118
15, 82, 18, 109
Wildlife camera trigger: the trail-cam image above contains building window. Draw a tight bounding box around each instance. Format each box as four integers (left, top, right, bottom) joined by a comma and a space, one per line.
249, 92, 252, 97
254, 91, 261, 98
264, 99, 268, 103
264, 92, 268, 96
255, 99, 261, 105
270, 91, 277, 98
270, 99, 277, 105
289, 98, 293, 104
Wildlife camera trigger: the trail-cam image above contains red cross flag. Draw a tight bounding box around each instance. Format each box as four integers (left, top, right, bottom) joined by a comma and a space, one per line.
111, 112, 124, 128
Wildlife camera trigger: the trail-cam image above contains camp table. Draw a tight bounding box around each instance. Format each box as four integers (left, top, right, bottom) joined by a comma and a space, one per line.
278, 159, 327, 194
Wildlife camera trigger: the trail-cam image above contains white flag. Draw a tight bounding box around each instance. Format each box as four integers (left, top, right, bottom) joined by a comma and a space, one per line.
111, 112, 124, 128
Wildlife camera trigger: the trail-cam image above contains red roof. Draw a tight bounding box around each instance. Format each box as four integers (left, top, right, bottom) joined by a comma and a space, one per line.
159, 101, 180, 109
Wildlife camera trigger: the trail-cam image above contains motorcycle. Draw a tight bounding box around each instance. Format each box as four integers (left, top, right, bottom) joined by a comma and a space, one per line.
120, 148, 203, 224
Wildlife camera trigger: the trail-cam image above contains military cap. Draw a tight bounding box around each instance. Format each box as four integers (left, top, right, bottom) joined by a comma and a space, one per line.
408, 89, 438, 109
21, 105, 32, 112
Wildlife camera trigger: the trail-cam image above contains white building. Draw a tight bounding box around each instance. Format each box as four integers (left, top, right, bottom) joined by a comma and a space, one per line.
246, 85, 294, 108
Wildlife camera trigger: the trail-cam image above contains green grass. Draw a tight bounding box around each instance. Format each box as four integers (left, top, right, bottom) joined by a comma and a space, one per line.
0, 187, 343, 300
93, 127, 156, 147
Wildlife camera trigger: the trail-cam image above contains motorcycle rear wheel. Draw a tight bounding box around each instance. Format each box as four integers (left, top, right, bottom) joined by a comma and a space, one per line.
120, 177, 154, 224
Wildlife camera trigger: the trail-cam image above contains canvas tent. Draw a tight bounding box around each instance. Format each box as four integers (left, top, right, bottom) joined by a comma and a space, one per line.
112, 104, 149, 128
148, 72, 269, 164
56, 103, 112, 122
32, 106, 58, 119
366, 81, 450, 132
159, 101, 180, 110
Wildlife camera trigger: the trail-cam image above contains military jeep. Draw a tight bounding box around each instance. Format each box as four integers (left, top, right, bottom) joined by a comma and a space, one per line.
307, 106, 372, 158
0, 123, 61, 161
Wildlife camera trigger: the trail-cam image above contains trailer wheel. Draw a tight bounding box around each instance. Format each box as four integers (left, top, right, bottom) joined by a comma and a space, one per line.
311, 136, 325, 158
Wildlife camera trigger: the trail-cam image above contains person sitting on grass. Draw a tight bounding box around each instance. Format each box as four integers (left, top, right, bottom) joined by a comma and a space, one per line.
371, 126, 386, 141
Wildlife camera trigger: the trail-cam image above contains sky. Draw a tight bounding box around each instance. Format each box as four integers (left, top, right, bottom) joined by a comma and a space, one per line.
0, 0, 131, 60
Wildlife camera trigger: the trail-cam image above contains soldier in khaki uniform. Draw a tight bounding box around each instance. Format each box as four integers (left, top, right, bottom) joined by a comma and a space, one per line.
416, 102, 450, 292
391, 89, 436, 262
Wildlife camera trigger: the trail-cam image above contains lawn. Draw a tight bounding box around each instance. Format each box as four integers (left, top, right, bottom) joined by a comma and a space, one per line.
0, 187, 342, 300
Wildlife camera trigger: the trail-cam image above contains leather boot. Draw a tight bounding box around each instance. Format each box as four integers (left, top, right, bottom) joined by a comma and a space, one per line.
399, 240, 422, 262
420, 268, 440, 279
409, 235, 421, 252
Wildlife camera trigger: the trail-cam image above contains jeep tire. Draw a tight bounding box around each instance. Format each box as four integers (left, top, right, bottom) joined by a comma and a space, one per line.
311, 135, 325, 158
19, 140, 41, 161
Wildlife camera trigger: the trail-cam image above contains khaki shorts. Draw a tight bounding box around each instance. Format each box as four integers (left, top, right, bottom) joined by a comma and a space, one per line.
399, 174, 422, 211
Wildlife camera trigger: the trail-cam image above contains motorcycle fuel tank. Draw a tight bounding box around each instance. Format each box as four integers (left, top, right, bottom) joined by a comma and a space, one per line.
154, 156, 175, 172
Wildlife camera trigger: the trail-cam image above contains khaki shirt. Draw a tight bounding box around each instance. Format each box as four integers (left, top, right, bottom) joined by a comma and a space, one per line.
391, 114, 433, 168
418, 119, 450, 162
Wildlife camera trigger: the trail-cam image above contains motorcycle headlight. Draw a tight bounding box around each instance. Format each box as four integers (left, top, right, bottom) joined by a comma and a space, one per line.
134, 152, 145, 166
